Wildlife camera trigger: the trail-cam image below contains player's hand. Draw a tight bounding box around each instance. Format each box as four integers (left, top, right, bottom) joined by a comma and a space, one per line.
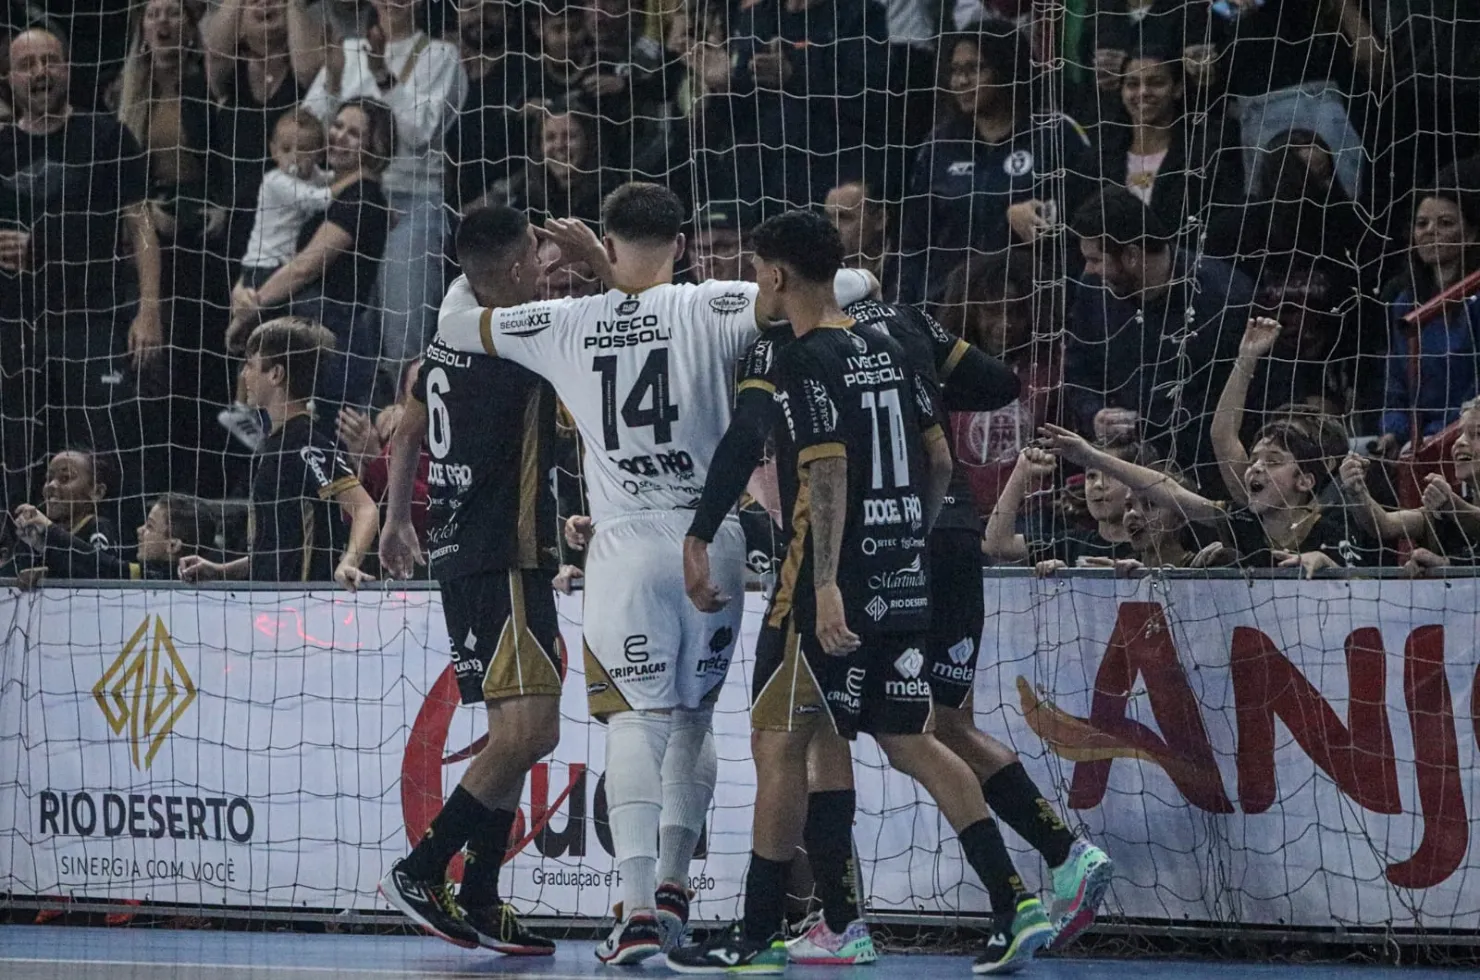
178, 555, 222, 582
1404, 547, 1451, 577
379, 517, 424, 579
1276, 550, 1337, 579
683, 535, 731, 612
536, 218, 612, 283
1239, 316, 1282, 360
552, 564, 584, 594
1339, 453, 1371, 499
12, 504, 52, 549
1420, 473, 1466, 516
335, 560, 374, 592
1039, 423, 1095, 465
814, 583, 860, 656
564, 515, 594, 550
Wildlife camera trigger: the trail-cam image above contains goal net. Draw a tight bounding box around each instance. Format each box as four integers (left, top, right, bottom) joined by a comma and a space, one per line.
2, 0, 1480, 957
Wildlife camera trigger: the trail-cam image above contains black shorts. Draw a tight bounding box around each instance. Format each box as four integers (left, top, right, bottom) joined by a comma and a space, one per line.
751, 614, 934, 741
442, 569, 564, 705
924, 529, 986, 710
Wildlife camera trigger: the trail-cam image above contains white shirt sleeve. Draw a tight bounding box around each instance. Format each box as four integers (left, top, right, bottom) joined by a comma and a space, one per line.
301, 39, 379, 125
383, 38, 467, 151
434, 276, 572, 376
690, 280, 762, 364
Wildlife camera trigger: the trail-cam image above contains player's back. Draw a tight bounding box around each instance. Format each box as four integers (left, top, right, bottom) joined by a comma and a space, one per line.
416, 334, 558, 579
477, 279, 760, 522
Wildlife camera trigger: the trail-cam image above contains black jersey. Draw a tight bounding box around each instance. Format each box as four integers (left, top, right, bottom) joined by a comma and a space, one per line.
844, 298, 980, 533
413, 336, 560, 580
769, 321, 942, 636
1217, 502, 1381, 569
249, 414, 359, 582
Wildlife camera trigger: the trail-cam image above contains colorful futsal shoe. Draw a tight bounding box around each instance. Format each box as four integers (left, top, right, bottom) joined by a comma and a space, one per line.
460, 901, 555, 955
667, 925, 789, 975
785, 912, 878, 965
656, 881, 694, 952
1048, 839, 1114, 950
972, 896, 1054, 975
596, 909, 664, 965
378, 860, 479, 949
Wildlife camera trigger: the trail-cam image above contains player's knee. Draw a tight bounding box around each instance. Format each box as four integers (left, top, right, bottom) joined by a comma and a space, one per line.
875, 733, 932, 779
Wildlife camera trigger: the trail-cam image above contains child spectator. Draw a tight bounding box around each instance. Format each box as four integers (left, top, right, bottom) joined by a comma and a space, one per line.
13, 492, 216, 581
983, 445, 1135, 573
178, 318, 378, 589
1042, 420, 1378, 575
4, 446, 121, 577
1375, 166, 1480, 458
1342, 398, 1480, 571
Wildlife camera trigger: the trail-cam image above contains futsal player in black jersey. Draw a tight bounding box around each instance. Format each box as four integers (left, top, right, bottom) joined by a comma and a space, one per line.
377, 207, 562, 954
669, 212, 1054, 976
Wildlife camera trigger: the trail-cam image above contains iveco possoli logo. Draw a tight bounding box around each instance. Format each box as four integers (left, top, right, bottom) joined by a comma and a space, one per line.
92, 616, 197, 770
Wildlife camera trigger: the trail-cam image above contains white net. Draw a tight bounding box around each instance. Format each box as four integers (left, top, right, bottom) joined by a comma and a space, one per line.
1, 0, 1480, 959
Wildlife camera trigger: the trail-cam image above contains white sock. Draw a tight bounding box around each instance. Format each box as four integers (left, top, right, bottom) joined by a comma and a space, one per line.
657, 707, 717, 887
605, 709, 670, 915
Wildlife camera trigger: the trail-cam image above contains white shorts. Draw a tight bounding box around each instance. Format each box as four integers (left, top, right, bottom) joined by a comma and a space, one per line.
581, 511, 746, 717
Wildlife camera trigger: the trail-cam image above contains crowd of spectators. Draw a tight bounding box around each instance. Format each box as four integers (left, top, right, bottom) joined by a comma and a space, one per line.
3, 0, 1480, 584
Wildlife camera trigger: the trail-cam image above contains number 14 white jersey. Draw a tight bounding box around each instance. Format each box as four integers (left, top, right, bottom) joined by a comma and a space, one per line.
436, 275, 762, 523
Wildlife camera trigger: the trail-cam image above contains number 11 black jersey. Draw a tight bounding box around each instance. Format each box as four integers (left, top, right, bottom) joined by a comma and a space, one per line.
412, 335, 559, 580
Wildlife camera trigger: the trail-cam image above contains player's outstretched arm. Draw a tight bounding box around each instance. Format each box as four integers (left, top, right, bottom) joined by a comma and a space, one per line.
1040, 423, 1225, 525
809, 456, 860, 656
940, 343, 1021, 413
381, 397, 428, 578
687, 388, 776, 545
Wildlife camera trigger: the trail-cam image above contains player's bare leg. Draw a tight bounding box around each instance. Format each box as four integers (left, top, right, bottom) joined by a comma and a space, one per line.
597, 706, 672, 965
874, 732, 1054, 974
935, 703, 1112, 950
383, 693, 560, 953
787, 730, 877, 965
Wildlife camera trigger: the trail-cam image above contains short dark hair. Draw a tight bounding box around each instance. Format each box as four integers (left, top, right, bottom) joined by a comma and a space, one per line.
152, 493, 216, 551
62, 444, 119, 500
245, 317, 337, 401
751, 210, 844, 284
1254, 418, 1331, 496
601, 182, 684, 244
1070, 186, 1173, 254
942, 20, 1032, 101
456, 204, 530, 268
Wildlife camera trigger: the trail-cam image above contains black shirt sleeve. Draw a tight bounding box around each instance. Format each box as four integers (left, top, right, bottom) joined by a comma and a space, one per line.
688, 387, 776, 543
34, 525, 165, 580
941, 343, 1022, 413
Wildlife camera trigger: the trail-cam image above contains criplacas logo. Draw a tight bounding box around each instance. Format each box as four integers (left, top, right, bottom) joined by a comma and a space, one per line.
1019, 601, 1473, 890
93, 615, 197, 770
402, 665, 707, 882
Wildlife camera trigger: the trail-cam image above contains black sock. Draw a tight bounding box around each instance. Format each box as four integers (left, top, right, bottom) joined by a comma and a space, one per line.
457, 807, 518, 909
958, 818, 1025, 916
803, 790, 859, 934
741, 853, 792, 943
402, 786, 491, 881
982, 763, 1076, 868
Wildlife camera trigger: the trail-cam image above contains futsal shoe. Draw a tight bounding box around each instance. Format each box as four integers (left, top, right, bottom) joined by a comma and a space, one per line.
666, 926, 788, 975
1048, 839, 1113, 950
785, 912, 878, 965
378, 860, 479, 949
460, 901, 555, 956
656, 881, 694, 952
972, 897, 1054, 975
596, 910, 664, 965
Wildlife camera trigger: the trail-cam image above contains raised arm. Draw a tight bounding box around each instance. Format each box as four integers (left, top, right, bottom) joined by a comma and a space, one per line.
203, 0, 243, 98
1212, 317, 1281, 506
983, 448, 1056, 563
1040, 423, 1225, 524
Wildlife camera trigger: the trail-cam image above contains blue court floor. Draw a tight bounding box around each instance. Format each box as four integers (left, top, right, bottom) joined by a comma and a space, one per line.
0, 926, 1465, 980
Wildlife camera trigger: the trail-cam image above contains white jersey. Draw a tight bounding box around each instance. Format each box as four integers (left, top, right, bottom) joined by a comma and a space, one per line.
437, 276, 762, 522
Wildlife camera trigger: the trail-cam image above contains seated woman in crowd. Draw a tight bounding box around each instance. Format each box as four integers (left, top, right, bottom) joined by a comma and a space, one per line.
1341, 398, 1480, 571
12, 492, 216, 582
494, 101, 609, 227
1066, 47, 1242, 237
228, 98, 396, 411
937, 251, 1061, 517
1374, 164, 1480, 459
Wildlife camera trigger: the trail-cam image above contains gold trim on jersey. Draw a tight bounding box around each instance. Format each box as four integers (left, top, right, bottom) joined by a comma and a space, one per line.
798, 442, 846, 466
583, 639, 633, 721
750, 621, 827, 732
478, 307, 497, 356
738, 378, 776, 396
940, 338, 969, 379
768, 472, 811, 628
318, 475, 361, 500
483, 571, 562, 701
517, 386, 544, 567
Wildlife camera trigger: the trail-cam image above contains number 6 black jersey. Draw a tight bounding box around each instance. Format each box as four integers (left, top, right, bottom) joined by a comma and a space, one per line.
412, 334, 559, 580
769, 322, 945, 636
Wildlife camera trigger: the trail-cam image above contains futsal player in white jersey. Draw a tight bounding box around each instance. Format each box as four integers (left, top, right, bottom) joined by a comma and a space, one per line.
435, 183, 875, 965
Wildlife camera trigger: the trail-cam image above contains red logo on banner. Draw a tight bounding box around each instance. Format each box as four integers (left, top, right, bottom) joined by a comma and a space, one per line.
1020, 602, 1474, 889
